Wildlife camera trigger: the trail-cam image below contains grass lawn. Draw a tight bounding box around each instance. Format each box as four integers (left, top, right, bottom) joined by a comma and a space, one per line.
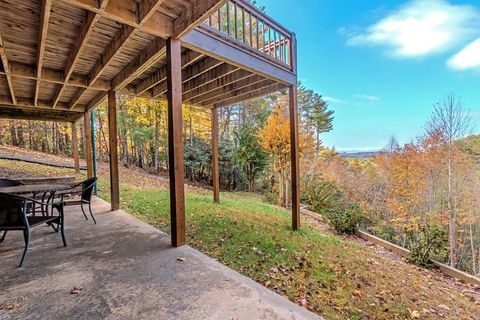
0, 157, 479, 319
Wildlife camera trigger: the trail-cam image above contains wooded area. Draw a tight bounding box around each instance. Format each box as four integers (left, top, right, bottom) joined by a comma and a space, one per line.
0, 82, 332, 197
301, 94, 480, 276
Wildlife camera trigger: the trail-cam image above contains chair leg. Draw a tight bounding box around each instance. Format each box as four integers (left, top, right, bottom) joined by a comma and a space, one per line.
59, 206, 67, 247
0, 230, 7, 244
88, 202, 96, 224
80, 203, 89, 221
19, 229, 30, 267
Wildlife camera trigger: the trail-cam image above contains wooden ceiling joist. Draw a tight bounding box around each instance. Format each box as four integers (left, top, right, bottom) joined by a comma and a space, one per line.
202, 79, 274, 106
214, 83, 283, 108
152, 63, 239, 98
60, 0, 174, 38
52, 2, 108, 108
191, 74, 263, 105
68, 25, 136, 109
182, 63, 239, 95
182, 69, 252, 101
0, 33, 16, 105
138, 0, 168, 26
112, 37, 167, 91
0, 96, 84, 113
34, 0, 53, 106
152, 56, 225, 97
135, 50, 203, 95
0, 104, 83, 122
1, 62, 110, 91
83, 36, 168, 110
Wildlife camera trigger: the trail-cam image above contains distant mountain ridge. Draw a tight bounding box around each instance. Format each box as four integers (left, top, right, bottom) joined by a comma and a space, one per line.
338, 134, 480, 160
339, 150, 380, 159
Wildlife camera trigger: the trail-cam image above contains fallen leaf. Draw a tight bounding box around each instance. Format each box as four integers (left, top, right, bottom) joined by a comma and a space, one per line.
70, 287, 83, 294
352, 289, 362, 297
2, 302, 21, 310
410, 309, 420, 319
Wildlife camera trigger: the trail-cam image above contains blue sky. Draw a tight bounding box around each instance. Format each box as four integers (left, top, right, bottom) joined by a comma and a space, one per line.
257, 0, 480, 151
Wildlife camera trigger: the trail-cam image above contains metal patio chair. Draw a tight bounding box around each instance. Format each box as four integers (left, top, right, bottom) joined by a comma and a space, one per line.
0, 193, 66, 267
56, 177, 98, 224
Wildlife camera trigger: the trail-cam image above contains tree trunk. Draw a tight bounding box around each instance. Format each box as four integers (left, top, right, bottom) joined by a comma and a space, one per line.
447, 144, 456, 267
154, 108, 160, 173
10, 120, 18, 146
470, 222, 477, 275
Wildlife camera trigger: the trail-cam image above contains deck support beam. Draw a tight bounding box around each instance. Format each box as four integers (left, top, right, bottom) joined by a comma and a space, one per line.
84, 112, 94, 179
289, 85, 300, 230
71, 122, 80, 172
166, 38, 186, 247
35, 0, 52, 106
211, 107, 219, 203
0, 38, 16, 105
108, 91, 120, 211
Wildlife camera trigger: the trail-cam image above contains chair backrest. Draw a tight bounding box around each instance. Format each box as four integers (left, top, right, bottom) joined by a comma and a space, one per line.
0, 193, 28, 229
81, 177, 97, 202
0, 179, 24, 187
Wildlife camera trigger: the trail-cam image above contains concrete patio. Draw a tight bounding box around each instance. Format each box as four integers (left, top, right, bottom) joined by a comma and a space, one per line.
0, 197, 319, 320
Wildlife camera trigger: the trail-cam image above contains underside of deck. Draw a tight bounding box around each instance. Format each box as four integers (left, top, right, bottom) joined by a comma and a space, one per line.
0, 197, 318, 320
0, 0, 296, 122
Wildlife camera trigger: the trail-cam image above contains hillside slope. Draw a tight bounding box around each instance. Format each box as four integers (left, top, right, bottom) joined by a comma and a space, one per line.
0, 146, 479, 319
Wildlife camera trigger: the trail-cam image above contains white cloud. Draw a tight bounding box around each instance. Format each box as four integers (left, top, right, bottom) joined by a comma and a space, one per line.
324, 95, 379, 108
354, 95, 380, 102
448, 38, 480, 70
346, 0, 480, 58
324, 96, 347, 104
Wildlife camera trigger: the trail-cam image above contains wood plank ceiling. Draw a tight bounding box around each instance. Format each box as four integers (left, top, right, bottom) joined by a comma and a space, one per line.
0, 0, 288, 122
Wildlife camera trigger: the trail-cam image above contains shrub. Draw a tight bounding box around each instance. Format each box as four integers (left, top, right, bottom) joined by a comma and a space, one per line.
371, 222, 397, 243
405, 224, 448, 268
262, 188, 278, 205
325, 202, 363, 235
301, 176, 343, 214
302, 174, 363, 234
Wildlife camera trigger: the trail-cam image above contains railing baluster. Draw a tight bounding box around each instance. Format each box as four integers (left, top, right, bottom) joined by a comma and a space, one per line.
226, 2, 231, 36
218, 8, 221, 31
202, 0, 294, 68
256, 16, 259, 50
267, 25, 271, 56
280, 33, 284, 63
234, 2, 238, 40
261, 20, 264, 52
242, 7, 246, 43
249, 12, 253, 46
274, 30, 278, 60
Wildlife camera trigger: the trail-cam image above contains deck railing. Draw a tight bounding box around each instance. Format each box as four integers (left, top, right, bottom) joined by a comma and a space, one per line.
202, 0, 295, 71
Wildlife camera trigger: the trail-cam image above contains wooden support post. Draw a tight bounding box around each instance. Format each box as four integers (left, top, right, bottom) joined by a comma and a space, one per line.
166, 38, 186, 247
289, 85, 300, 230
108, 91, 120, 211
71, 122, 80, 173
84, 112, 94, 179
211, 107, 220, 203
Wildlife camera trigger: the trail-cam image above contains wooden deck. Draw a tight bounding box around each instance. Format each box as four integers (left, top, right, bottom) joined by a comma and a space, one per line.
0, 0, 297, 122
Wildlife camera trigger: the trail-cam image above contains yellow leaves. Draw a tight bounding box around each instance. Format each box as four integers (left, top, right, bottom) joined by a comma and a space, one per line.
259, 96, 311, 170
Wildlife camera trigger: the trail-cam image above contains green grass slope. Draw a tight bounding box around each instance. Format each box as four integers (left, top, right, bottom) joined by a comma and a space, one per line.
0, 154, 478, 319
